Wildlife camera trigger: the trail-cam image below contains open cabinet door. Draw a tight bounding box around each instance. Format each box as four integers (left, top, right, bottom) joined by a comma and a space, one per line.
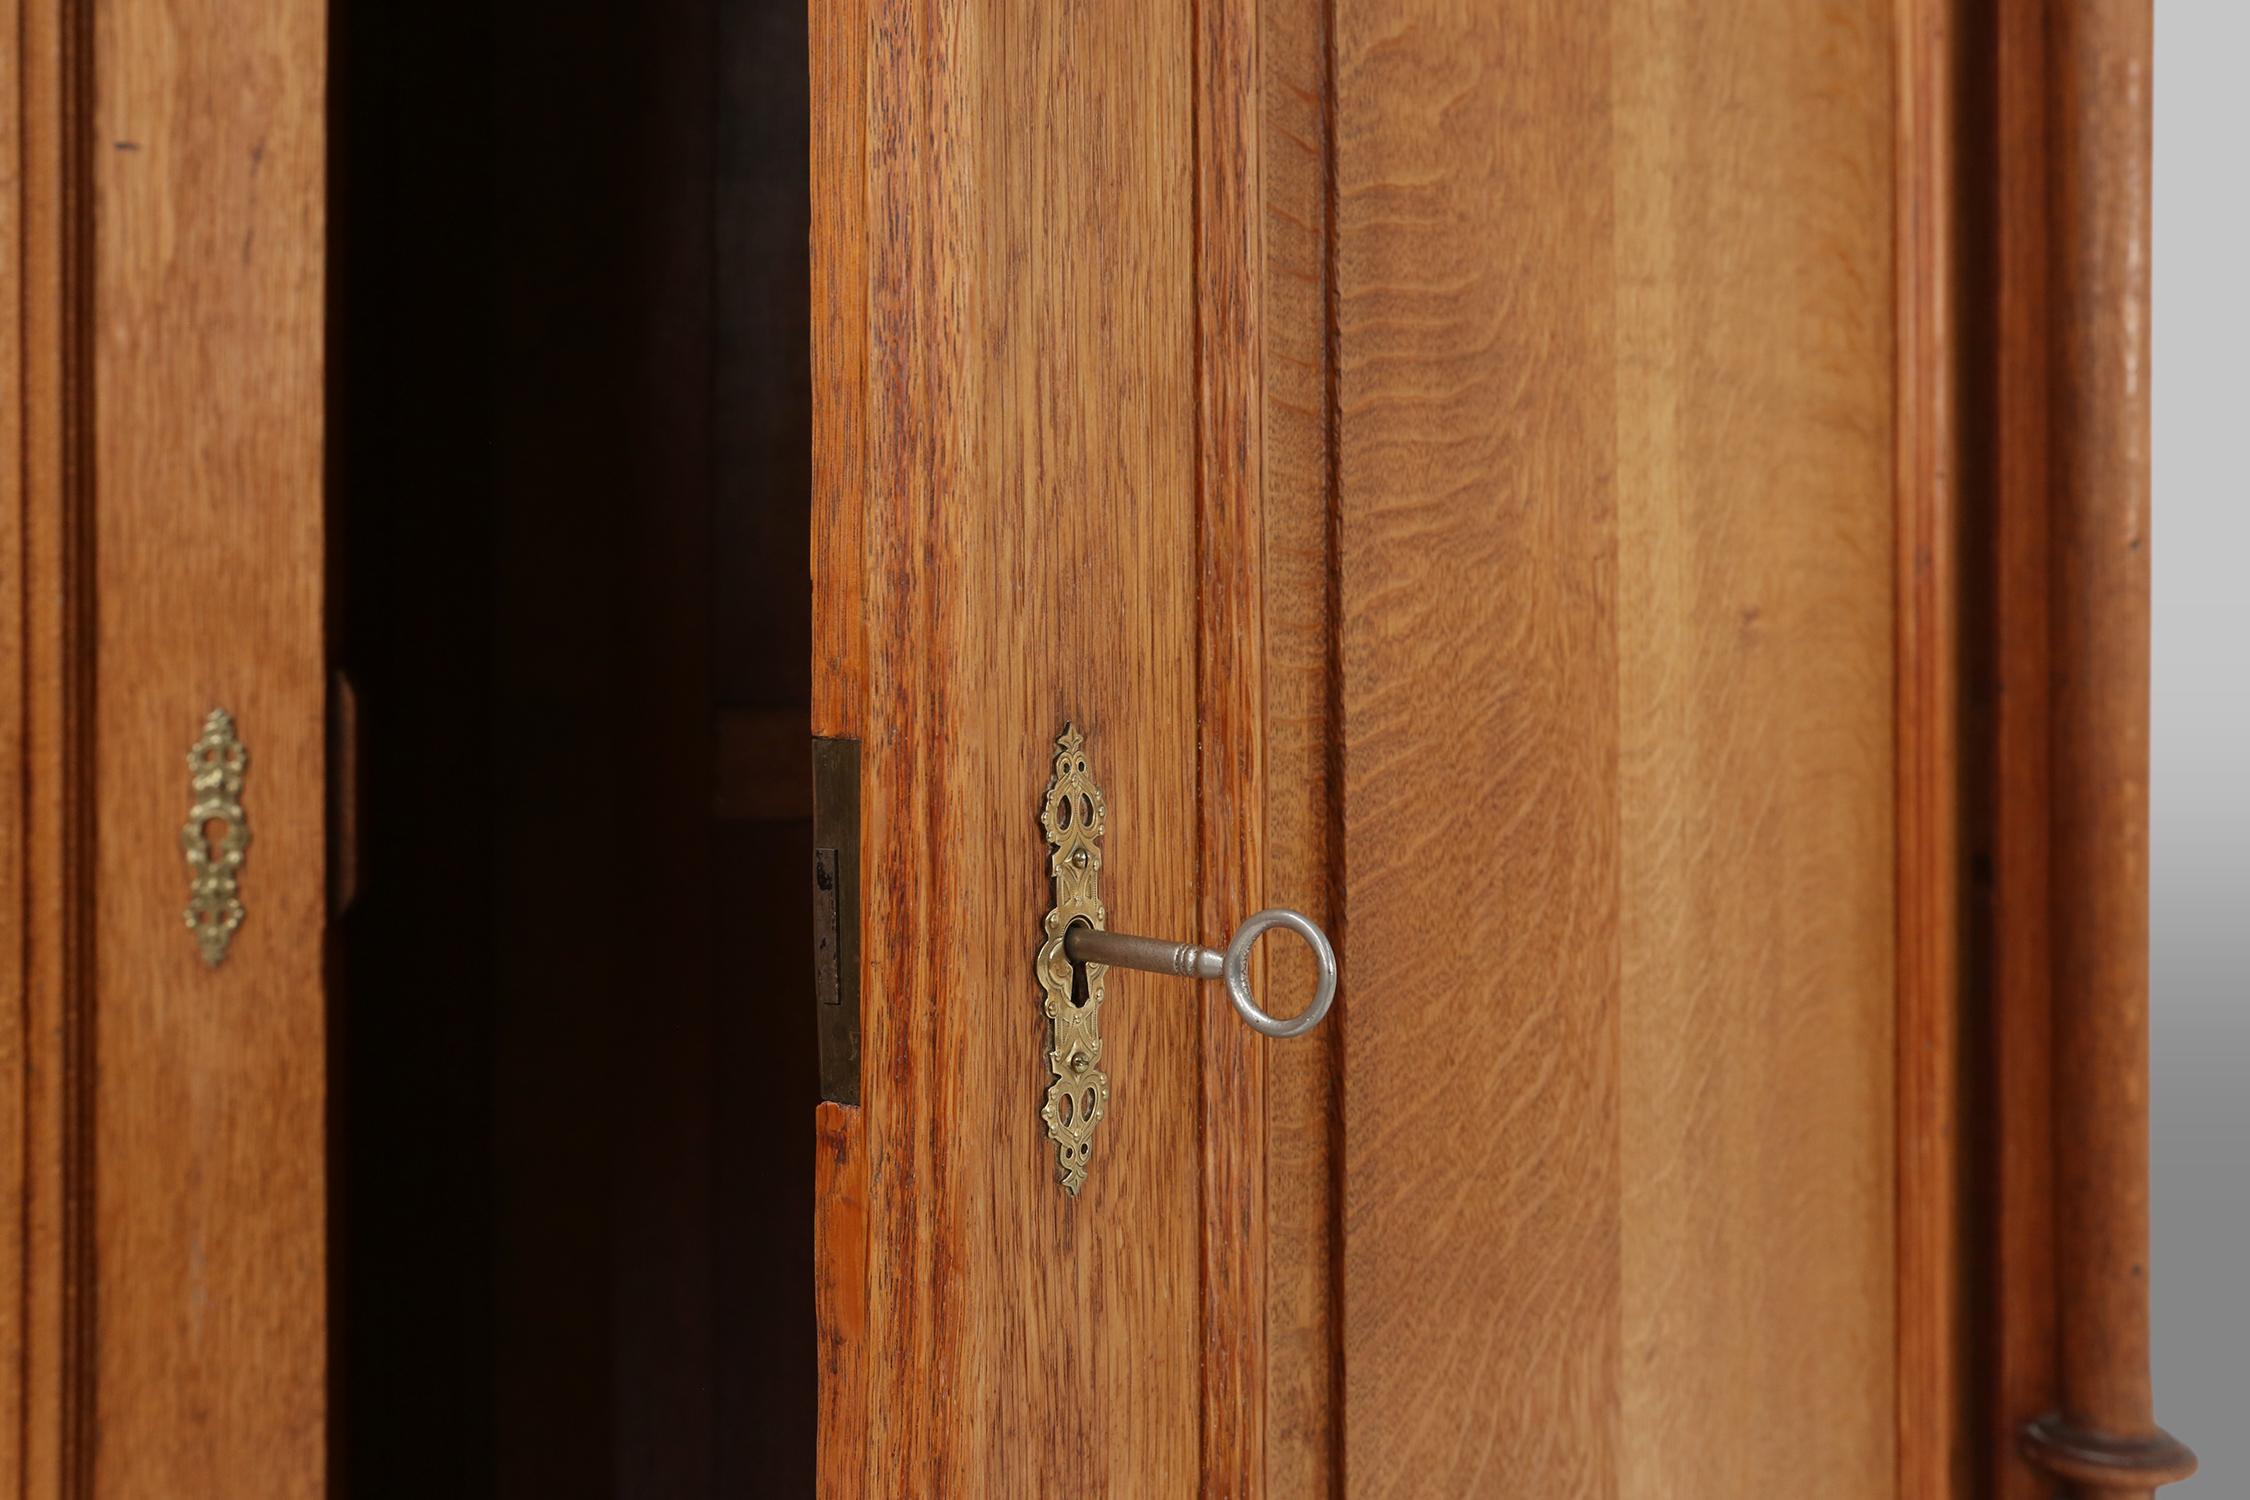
805, 0, 1902, 1492
819, 0, 2198, 1487
808, 0, 1272, 1489
812, 0, 1901, 1486
4, 0, 329, 1492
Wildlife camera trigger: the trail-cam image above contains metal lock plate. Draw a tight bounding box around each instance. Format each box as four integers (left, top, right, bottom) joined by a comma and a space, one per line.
1036, 723, 1109, 1194
1032, 720, 1336, 1193
183, 708, 251, 966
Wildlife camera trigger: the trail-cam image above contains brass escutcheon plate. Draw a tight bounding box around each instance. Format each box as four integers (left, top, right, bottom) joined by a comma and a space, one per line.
182, 708, 251, 966
1037, 722, 1109, 1194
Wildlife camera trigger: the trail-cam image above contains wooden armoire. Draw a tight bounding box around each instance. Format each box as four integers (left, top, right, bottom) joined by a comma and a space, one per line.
0, 0, 2192, 1495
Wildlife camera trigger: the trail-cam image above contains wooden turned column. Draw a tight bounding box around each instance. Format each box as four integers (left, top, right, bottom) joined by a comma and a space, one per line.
2020, 3, 2193, 1493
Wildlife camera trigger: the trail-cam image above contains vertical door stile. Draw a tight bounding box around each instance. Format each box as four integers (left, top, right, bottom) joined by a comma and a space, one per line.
810, 0, 873, 1490
818, 0, 1207, 1491
1256, 0, 1346, 1485
86, 0, 332, 1488
1192, 0, 1270, 1492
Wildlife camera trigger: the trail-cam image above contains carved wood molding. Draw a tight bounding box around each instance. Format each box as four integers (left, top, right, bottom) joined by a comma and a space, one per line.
4, 0, 101, 1493
1961, 1, 2194, 1494
2034, 4, 2192, 1489
2022, 1412, 2200, 1492
1895, 1, 1965, 1493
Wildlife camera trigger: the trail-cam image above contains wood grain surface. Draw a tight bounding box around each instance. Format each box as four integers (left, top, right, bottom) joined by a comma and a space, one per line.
2030, 3, 2194, 1493
0, 0, 2113, 1490
1977, 4, 2063, 1494
1957, 4, 2192, 1492
6, 0, 98, 1492
815, 0, 1216, 1491
815, 1102, 870, 1500
1333, 5, 1623, 1492
1896, 0, 1968, 1493
1192, 0, 1269, 1491
85, 0, 328, 1492
2045, 0, 2157, 1447
1257, 0, 1342, 1488
8, 0, 327, 1494
809, 0, 866, 745
0, 6, 24, 1481
1330, 2, 1897, 1495
809, 0, 872, 1480
1611, 5, 1898, 1495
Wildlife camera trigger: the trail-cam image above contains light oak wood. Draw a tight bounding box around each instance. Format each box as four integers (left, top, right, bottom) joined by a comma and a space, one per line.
1330, 3, 1896, 1495
1332, 5, 1624, 1492
1612, 7, 1898, 1496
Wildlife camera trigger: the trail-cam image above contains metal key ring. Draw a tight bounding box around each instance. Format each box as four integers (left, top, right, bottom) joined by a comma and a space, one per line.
1221, 908, 1338, 1039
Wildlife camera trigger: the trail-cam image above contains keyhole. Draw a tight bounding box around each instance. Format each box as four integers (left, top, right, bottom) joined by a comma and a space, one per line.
202, 818, 231, 859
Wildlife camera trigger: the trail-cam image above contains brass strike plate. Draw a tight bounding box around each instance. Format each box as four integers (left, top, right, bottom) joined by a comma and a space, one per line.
1037, 722, 1109, 1194
813, 736, 862, 1106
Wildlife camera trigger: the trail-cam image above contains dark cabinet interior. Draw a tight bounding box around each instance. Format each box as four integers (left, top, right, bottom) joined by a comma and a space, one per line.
332, 1, 814, 1492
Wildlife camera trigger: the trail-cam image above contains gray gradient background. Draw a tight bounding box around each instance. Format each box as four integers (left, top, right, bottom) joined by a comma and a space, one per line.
2152, 3, 2247, 1488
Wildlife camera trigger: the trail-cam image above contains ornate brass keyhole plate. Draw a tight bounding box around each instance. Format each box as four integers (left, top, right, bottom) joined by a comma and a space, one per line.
1036, 722, 1109, 1195
182, 708, 251, 966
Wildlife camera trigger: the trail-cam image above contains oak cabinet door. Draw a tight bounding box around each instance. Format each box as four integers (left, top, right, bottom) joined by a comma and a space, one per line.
4, 0, 330, 1494
808, 0, 1246, 1489
809, 3, 2179, 1498
810, 2, 1900, 1495
808, 2, 1899, 1494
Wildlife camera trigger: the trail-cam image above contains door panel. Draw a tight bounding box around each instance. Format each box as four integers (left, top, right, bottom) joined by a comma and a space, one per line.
1331, 2, 1628, 1491
812, 0, 1218, 1492
6, 0, 329, 1494
92, 0, 329, 1490
1609, 2, 1897, 1486
1326, 1, 1897, 1494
